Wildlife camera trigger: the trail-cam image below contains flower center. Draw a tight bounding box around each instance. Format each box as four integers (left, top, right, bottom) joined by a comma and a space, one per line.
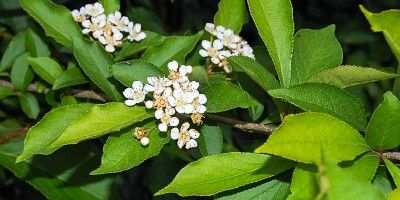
154, 96, 168, 108
169, 71, 180, 81
179, 131, 190, 142
208, 48, 218, 57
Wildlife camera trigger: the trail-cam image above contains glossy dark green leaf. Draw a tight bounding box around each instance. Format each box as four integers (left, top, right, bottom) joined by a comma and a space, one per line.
198, 125, 223, 156
0, 31, 26, 72
203, 81, 258, 113
92, 120, 169, 175
10, 53, 34, 91
17, 104, 94, 162
290, 25, 343, 86
99, 0, 120, 14
366, 92, 400, 150
0, 86, 13, 100
20, 0, 82, 48
383, 158, 400, 187
28, 57, 63, 84
214, 0, 248, 33
73, 38, 122, 101
189, 66, 209, 85
268, 83, 367, 130
26, 28, 50, 57
156, 153, 294, 196
111, 59, 164, 87
53, 65, 88, 90
18, 92, 40, 119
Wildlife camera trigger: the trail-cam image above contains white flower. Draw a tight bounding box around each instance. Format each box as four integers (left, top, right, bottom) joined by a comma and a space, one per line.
81, 14, 106, 37
123, 81, 147, 106
171, 122, 200, 149
140, 137, 149, 146
71, 7, 87, 22
98, 29, 123, 52
199, 40, 224, 65
108, 11, 130, 32
168, 89, 196, 114
144, 77, 172, 95
241, 44, 255, 58
147, 87, 173, 109
85, 2, 104, 17
191, 94, 207, 113
155, 107, 179, 132
217, 29, 241, 49
127, 23, 146, 42
167, 60, 192, 83
205, 23, 216, 35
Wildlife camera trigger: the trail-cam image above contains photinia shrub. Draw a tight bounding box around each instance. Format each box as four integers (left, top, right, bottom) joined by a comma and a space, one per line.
0, 0, 400, 199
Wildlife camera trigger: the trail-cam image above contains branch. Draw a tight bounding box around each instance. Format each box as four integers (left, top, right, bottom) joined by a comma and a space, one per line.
205, 114, 277, 134
0, 79, 106, 102
377, 152, 400, 161
0, 126, 29, 145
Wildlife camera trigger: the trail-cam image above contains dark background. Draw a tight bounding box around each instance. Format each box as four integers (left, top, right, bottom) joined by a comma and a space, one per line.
0, 0, 399, 199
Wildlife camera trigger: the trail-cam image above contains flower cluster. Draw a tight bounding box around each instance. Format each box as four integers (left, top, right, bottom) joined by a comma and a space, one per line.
123, 60, 207, 149
71, 2, 146, 52
200, 23, 255, 73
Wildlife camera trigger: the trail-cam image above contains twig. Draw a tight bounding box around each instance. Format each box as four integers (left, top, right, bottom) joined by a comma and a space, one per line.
0, 127, 30, 145
205, 114, 277, 134
378, 152, 400, 161
0, 79, 106, 102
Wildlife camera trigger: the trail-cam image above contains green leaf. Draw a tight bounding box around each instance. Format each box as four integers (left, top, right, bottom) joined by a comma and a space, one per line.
20, 0, 82, 48
366, 92, 400, 150
268, 83, 367, 130
141, 31, 203, 70
388, 188, 400, 200
307, 65, 398, 88
114, 31, 165, 61
26, 28, 50, 57
99, 0, 120, 14
1, 140, 121, 200
373, 167, 395, 195
73, 38, 122, 101
214, 0, 248, 33
203, 81, 258, 113
189, 66, 209, 85
198, 125, 223, 156
111, 59, 164, 87
155, 152, 294, 196
247, 0, 294, 87
322, 154, 385, 200
18, 92, 40, 119
0, 31, 26, 72
256, 112, 369, 163
287, 164, 318, 200
229, 56, 280, 91
53, 65, 88, 90
216, 179, 290, 200
341, 152, 380, 182
383, 158, 400, 187
10, 53, 34, 91
47, 103, 153, 154
0, 86, 13, 100
91, 121, 169, 175
28, 57, 63, 84
17, 104, 94, 162
290, 25, 343, 86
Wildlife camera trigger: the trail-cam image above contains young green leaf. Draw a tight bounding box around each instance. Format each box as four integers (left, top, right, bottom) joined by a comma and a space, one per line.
307, 65, 398, 88
366, 92, 400, 150
216, 179, 290, 200
91, 121, 169, 175
99, 0, 120, 14
26, 28, 50, 57
28, 57, 63, 84
17, 104, 94, 162
20, 0, 82, 48
340, 152, 380, 182
287, 164, 318, 200
73, 38, 122, 101
0, 86, 13, 100
256, 112, 369, 163
47, 103, 153, 154
388, 188, 400, 200
290, 25, 343, 86
111, 59, 164, 87
268, 83, 367, 130
189, 66, 209, 85
141, 31, 203, 70
18, 92, 40, 119
248, 0, 294, 87
114, 31, 165, 61
203, 81, 259, 113
155, 152, 294, 196
10, 53, 34, 91
383, 158, 400, 187
322, 154, 385, 200
198, 125, 223, 156
53, 65, 88, 90
228, 56, 280, 91
214, 0, 248, 33
0, 31, 26, 72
